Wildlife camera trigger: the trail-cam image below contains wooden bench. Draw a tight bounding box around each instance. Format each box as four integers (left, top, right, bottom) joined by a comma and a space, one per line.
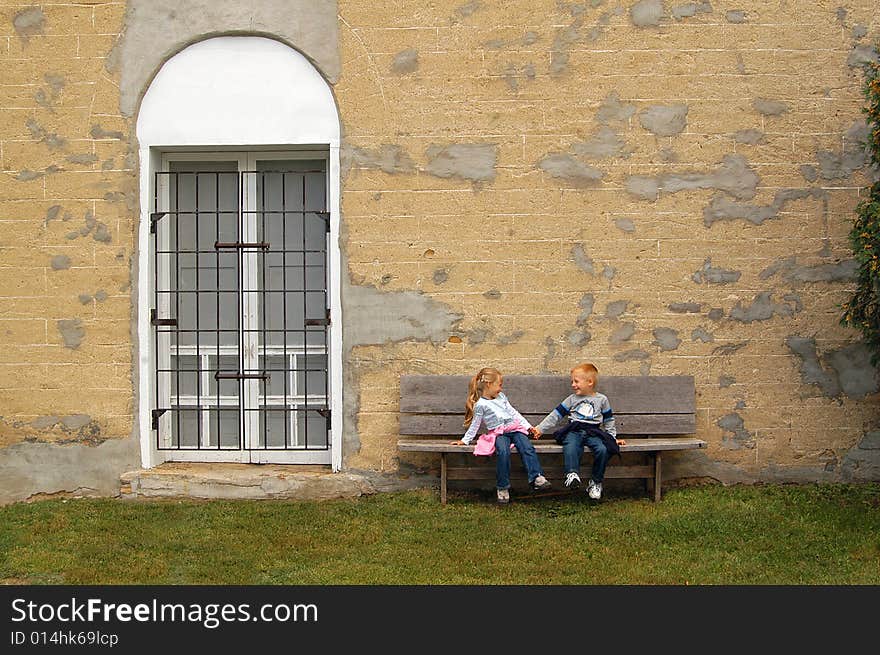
397, 374, 705, 504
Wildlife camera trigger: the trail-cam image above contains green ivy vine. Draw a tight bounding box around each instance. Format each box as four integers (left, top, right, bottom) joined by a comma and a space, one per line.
841, 56, 880, 366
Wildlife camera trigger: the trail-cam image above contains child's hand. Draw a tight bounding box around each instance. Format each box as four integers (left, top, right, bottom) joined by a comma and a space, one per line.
529, 427, 542, 439
616, 438, 626, 446
450, 439, 466, 445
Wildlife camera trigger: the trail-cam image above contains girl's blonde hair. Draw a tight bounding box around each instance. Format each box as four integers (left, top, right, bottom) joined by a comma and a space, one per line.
463, 367, 502, 426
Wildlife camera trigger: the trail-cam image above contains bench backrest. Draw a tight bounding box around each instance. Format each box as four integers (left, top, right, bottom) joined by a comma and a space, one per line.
399, 375, 696, 437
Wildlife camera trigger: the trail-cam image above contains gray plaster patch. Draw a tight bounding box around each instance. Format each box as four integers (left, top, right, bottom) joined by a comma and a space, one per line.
840, 431, 880, 481
111, 0, 340, 117
717, 413, 755, 449
712, 342, 748, 356
12, 7, 45, 43
483, 289, 501, 300
61, 415, 92, 431
625, 176, 659, 200
752, 98, 789, 116
799, 164, 818, 182
631, 0, 665, 27
658, 147, 678, 163
692, 327, 714, 342
498, 330, 525, 345
669, 302, 702, 313
638, 104, 688, 137
606, 300, 628, 319
425, 143, 497, 183
847, 44, 880, 68
719, 375, 735, 388
566, 330, 591, 347
342, 144, 415, 175
692, 257, 741, 284
852, 25, 868, 40
453, 0, 483, 21
613, 349, 650, 361
629, 155, 759, 202
344, 284, 462, 347
79, 294, 93, 304
550, 8, 618, 75
707, 308, 724, 321
729, 292, 799, 322
432, 269, 448, 285
45, 205, 62, 225
760, 257, 857, 284
835, 7, 847, 24
0, 436, 141, 504
536, 154, 603, 187
391, 48, 419, 75
703, 187, 822, 227
576, 294, 595, 326
602, 265, 616, 280
90, 125, 124, 140
673, 2, 713, 20
467, 328, 489, 345
734, 129, 765, 145
815, 122, 869, 180
614, 217, 635, 232
785, 337, 878, 399
50, 255, 71, 271
610, 322, 636, 344
572, 126, 632, 160
66, 153, 99, 165
572, 245, 594, 274
57, 319, 85, 350
726, 10, 747, 23
26, 119, 65, 150
652, 327, 681, 351
31, 416, 59, 430
596, 91, 636, 124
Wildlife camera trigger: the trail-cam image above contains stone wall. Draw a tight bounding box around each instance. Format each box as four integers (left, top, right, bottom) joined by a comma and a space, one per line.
0, 0, 878, 502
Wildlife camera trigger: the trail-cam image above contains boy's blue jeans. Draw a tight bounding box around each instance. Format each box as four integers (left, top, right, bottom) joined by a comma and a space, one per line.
562, 428, 610, 483
493, 431, 545, 490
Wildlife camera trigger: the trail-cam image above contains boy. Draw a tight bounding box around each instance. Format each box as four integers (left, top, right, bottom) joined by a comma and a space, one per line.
530, 363, 625, 500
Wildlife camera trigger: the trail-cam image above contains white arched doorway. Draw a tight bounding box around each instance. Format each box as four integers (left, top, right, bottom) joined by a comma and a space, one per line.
135, 37, 342, 470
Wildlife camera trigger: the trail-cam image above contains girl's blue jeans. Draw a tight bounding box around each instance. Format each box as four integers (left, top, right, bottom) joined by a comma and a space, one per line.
562, 429, 610, 483
493, 431, 545, 490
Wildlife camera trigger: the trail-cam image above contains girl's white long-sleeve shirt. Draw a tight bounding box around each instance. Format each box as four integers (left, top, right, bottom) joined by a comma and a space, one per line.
461, 392, 532, 444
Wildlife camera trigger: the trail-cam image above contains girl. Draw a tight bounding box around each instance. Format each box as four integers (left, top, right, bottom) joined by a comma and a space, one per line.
453, 367, 551, 503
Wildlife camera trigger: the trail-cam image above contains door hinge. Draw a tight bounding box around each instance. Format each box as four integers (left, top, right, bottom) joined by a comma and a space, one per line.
151, 408, 167, 430
304, 308, 331, 327
150, 309, 177, 327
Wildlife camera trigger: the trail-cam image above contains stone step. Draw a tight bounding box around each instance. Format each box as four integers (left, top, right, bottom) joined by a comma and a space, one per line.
119, 463, 380, 501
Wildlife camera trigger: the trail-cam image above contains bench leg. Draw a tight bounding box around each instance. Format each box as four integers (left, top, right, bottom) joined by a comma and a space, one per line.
440, 452, 447, 505
653, 451, 662, 502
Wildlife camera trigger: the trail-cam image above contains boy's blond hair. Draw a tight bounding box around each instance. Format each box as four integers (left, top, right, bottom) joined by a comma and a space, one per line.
571, 362, 599, 377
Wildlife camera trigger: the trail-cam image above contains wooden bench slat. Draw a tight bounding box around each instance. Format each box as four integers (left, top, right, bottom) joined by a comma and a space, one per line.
400, 375, 695, 414
399, 413, 696, 436
446, 465, 655, 481
397, 437, 706, 453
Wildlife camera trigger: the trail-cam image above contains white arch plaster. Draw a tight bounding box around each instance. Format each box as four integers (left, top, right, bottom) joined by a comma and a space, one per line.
135, 36, 342, 471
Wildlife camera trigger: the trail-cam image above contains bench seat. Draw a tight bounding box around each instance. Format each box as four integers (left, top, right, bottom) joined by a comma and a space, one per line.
397, 374, 705, 503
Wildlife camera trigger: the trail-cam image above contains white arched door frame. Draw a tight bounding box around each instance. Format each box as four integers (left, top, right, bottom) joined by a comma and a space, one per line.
135, 36, 342, 470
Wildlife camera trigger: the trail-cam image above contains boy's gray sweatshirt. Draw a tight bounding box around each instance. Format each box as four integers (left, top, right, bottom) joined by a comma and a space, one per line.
535, 392, 617, 437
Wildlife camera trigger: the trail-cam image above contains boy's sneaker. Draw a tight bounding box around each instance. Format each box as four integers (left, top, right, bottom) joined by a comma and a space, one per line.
532, 475, 551, 491
564, 471, 581, 489
587, 479, 602, 500
497, 489, 510, 504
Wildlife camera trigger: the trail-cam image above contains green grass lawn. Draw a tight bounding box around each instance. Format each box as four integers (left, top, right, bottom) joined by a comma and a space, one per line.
1, 483, 878, 585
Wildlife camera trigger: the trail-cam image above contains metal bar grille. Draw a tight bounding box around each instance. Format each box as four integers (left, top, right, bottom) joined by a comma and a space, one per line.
152, 165, 330, 453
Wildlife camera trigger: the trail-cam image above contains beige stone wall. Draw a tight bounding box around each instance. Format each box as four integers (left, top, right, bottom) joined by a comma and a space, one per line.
334, 0, 880, 482
0, 1, 132, 448
0, 1, 878, 491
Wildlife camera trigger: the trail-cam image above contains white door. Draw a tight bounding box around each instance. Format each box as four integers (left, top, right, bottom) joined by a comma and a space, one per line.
151, 152, 331, 464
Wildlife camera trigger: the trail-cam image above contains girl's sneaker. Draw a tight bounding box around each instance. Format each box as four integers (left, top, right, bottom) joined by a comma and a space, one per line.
497, 489, 510, 504
532, 475, 551, 491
